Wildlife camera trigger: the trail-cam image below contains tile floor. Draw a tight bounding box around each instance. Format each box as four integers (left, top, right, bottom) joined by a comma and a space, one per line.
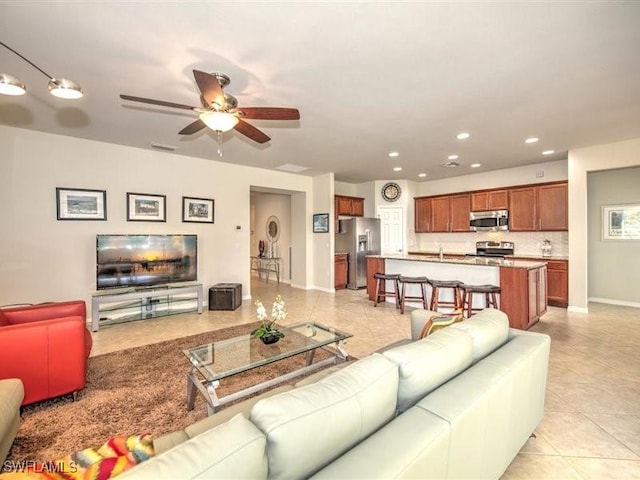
90, 280, 640, 479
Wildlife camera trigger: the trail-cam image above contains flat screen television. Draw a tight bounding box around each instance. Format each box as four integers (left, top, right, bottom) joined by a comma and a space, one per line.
96, 234, 197, 290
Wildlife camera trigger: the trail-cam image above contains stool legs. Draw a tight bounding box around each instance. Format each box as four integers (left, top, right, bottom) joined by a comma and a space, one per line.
462, 288, 500, 317
400, 282, 428, 314
374, 277, 400, 308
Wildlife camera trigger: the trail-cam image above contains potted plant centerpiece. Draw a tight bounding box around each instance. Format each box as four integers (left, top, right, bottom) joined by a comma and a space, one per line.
251, 295, 286, 344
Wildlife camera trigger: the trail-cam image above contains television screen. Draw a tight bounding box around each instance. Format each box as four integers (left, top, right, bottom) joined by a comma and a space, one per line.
96, 234, 197, 290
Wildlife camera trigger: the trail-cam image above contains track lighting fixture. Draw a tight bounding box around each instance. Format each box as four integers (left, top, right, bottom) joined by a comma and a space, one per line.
0, 41, 83, 99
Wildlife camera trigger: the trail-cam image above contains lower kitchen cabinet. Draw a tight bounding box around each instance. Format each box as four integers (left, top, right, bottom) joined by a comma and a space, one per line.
509, 257, 568, 308
335, 253, 348, 290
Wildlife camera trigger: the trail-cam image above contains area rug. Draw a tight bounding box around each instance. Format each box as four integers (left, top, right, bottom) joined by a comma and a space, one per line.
6, 321, 340, 464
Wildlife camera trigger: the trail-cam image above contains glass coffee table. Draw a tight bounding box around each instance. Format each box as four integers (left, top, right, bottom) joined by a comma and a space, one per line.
183, 321, 352, 415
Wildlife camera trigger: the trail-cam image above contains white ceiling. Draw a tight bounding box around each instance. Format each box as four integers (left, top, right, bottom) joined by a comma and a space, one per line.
2, 2, 640, 183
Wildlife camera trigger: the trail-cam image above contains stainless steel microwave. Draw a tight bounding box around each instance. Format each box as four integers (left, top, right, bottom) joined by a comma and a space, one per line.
469, 210, 509, 231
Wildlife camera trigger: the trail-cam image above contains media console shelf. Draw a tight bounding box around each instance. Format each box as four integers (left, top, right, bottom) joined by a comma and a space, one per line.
91, 282, 203, 332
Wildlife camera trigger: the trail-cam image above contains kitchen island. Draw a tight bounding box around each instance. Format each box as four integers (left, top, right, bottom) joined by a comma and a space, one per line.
367, 254, 548, 330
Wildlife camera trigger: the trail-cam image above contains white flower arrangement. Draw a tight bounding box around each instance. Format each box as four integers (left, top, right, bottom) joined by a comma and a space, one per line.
251, 295, 286, 340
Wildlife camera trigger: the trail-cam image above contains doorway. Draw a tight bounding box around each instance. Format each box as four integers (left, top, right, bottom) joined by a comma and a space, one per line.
377, 206, 404, 255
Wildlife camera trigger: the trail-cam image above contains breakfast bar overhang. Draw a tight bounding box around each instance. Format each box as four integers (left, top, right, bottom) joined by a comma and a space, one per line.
366, 254, 548, 330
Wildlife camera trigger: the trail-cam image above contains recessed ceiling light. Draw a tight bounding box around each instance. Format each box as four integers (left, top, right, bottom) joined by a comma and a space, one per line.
525, 137, 539, 144
470, 163, 481, 168
448, 154, 459, 160
542, 150, 555, 155
442, 161, 460, 168
393, 167, 402, 172
456, 132, 470, 140
418, 173, 427, 178
388, 151, 399, 157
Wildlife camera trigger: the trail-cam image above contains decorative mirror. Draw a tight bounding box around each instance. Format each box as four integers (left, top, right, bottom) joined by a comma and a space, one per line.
266, 215, 281, 243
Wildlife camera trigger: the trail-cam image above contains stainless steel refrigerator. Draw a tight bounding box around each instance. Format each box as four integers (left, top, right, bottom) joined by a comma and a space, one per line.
335, 217, 381, 289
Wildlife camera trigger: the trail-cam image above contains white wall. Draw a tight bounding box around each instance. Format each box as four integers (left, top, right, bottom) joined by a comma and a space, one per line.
312, 173, 334, 292
569, 138, 640, 311
0, 125, 325, 313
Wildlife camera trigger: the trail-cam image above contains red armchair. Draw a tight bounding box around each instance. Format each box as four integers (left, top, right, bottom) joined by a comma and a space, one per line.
0, 300, 93, 405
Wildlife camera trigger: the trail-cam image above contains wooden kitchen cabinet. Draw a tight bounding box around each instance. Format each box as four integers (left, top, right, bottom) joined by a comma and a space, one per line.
415, 194, 470, 232
334, 253, 348, 290
449, 194, 471, 232
335, 195, 364, 217
509, 257, 568, 308
414, 197, 431, 233
509, 182, 567, 232
470, 189, 509, 211
500, 264, 547, 330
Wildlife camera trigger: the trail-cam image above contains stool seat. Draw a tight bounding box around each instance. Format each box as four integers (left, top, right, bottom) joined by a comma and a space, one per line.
373, 273, 401, 308
428, 279, 464, 314
398, 276, 429, 314
460, 284, 501, 317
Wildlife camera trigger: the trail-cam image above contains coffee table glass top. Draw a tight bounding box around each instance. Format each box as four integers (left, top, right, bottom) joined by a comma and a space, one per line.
183, 321, 352, 382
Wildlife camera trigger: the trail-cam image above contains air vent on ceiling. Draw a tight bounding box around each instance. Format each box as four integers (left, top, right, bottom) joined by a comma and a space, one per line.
275, 163, 311, 173
149, 143, 177, 152
442, 161, 460, 168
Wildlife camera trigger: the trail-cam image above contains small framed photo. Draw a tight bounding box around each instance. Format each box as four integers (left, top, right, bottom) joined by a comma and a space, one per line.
126, 192, 166, 222
56, 187, 107, 221
313, 213, 329, 233
182, 196, 214, 223
602, 204, 640, 240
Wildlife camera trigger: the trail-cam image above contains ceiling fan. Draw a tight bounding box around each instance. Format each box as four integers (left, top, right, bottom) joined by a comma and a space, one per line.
120, 70, 300, 155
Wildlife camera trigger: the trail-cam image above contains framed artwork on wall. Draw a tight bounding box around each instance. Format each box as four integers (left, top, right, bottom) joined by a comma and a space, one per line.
182, 196, 214, 223
602, 204, 640, 240
126, 192, 166, 222
56, 187, 107, 221
313, 213, 329, 233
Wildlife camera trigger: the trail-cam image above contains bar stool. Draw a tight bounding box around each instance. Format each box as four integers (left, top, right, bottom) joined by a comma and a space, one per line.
373, 273, 401, 308
398, 276, 429, 314
460, 284, 501, 317
428, 279, 464, 314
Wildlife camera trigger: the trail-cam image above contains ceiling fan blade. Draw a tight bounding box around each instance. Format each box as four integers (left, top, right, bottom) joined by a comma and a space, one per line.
238, 107, 300, 120
178, 119, 207, 135
120, 94, 196, 111
193, 70, 225, 109
234, 119, 270, 144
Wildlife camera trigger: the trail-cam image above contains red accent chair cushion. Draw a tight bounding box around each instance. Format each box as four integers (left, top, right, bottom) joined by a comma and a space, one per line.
0, 301, 92, 405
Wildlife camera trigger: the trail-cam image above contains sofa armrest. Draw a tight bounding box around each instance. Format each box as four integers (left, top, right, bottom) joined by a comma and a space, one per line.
0, 316, 87, 405
2, 300, 86, 325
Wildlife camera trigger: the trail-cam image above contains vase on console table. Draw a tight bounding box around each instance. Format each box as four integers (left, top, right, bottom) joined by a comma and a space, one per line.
258, 240, 265, 257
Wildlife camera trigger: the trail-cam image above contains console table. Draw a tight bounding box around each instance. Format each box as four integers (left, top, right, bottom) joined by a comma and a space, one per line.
250, 256, 281, 284
91, 282, 203, 331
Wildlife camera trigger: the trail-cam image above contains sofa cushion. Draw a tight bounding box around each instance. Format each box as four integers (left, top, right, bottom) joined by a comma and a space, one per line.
118, 414, 267, 480
450, 308, 509, 363
250, 354, 399, 480
383, 327, 473, 413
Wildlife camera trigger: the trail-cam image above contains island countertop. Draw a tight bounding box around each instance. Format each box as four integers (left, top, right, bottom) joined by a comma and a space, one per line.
368, 254, 547, 270
366, 255, 548, 330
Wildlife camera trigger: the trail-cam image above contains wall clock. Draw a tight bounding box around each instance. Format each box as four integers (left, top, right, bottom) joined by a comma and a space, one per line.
381, 182, 401, 202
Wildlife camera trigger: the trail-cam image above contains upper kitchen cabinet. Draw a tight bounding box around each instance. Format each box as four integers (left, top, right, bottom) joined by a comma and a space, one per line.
415, 194, 470, 233
335, 195, 364, 217
414, 197, 431, 233
509, 182, 568, 231
470, 189, 509, 212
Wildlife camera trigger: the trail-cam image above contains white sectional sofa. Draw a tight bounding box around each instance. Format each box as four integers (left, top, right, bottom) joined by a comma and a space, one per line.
120, 308, 550, 480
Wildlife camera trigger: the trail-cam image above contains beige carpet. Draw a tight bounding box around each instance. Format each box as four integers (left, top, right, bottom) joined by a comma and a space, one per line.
7, 321, 333, 464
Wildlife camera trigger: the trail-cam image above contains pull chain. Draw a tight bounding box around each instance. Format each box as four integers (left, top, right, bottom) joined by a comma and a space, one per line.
217, 130, 223, 157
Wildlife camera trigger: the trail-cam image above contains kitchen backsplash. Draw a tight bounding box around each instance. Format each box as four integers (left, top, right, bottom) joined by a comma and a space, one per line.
411, 231, 568, 258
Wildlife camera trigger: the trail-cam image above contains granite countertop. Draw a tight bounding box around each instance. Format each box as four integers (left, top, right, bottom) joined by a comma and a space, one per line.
506, 254, 569, 261
369, 254, 547, 269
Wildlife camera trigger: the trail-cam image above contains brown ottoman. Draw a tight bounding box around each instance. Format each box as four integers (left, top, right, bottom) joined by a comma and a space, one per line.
0, 378, 24, 463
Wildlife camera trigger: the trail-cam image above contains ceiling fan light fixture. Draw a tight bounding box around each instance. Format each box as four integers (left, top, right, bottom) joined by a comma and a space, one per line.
199, 111, 239, 132
0, 73, 26, 95
48, 77, 83, 99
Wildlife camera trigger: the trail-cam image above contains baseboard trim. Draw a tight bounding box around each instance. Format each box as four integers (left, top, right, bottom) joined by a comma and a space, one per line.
588, 297, 640, 309
567, 305, 589, 314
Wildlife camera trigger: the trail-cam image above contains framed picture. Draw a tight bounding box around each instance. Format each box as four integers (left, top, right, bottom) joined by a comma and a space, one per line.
182, 196, 214, 223
602, 204, 640, 240
56, 187, 107, 220
313, 213, 329, 233
127, 192, 166, 222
